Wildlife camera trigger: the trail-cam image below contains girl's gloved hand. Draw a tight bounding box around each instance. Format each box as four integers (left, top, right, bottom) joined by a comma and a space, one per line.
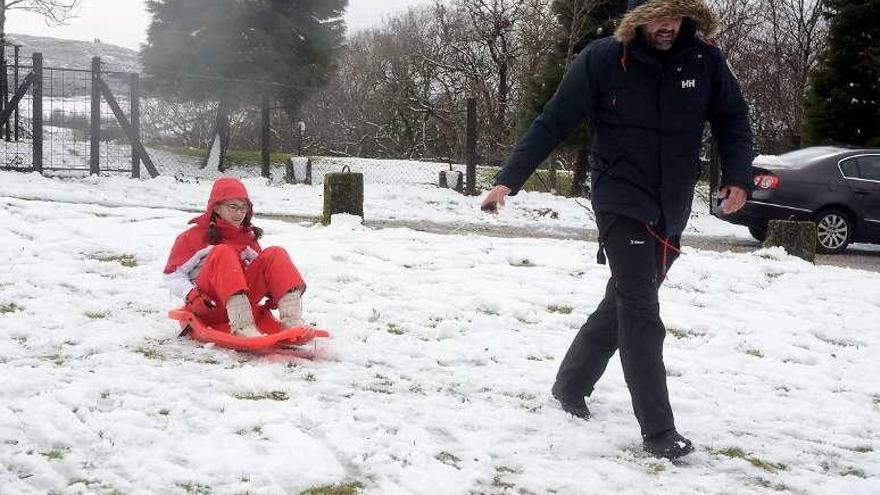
185, 288, 216, 316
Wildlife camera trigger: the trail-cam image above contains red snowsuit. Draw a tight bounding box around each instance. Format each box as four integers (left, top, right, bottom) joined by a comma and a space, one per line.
163, 177, 305, 329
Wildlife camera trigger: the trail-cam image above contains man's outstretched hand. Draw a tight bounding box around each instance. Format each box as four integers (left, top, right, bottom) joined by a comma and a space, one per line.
481, 185, 511, 213
718, 185, 748, 215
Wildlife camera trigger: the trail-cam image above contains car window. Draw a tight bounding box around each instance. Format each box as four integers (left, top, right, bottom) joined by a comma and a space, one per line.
840, 158, 860, 178
858, 155, 880, 181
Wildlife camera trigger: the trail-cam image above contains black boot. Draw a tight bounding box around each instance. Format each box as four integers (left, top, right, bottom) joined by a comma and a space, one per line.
551, 383, 590, 420
643, 429, 694, 460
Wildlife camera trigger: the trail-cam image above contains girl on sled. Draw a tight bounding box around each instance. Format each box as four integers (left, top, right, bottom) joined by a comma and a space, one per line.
163, 177, 308, 338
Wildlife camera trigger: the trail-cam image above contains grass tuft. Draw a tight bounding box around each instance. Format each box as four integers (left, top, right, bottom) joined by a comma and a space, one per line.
434, 451, 462, 469
547, 304, 574, 315
92, 253, 138, 268
40, 448, 66, 460
710, 447, 786, 472
0, 302, 21, 314
176, 481, 212, 494
299, 481, 364, 495
233, 390, 289, 401
386, 323, 405, 335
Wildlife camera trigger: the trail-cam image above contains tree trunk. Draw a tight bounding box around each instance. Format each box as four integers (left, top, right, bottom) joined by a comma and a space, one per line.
570, 146, 590, 197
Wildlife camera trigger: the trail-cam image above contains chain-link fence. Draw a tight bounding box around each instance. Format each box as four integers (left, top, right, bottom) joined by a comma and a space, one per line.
0, 48, 491, 193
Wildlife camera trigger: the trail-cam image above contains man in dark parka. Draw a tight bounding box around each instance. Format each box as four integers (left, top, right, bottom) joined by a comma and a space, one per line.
482, 0, 754, 459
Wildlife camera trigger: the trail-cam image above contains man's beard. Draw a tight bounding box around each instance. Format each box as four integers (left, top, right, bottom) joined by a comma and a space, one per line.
642, 29, 678, 51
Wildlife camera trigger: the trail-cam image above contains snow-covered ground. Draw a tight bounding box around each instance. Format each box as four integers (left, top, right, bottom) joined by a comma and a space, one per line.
0, 166, 750, 239
1, 171, 879, 494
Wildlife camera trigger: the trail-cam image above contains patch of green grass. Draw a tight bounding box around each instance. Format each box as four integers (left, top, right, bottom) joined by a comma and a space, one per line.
40, 448, 66, 460
386, 323, 405, 335
299, 481, 364, 495
233, 390, 289, 401
744, 348, 765, 358
134, 346, 164, 361
85, 311, 108, 319
92, 253, 138, 268
667, 328, 688, 339
176, 481, 212, 494
647, 462, 666, 474
851, 445, 873, 453
491, 465, 518, 490
0, 302, 21, 314
710, 447, 786, 472
840, 466, 867, 478
752, 478, 789, 491
547, 304, 574, 315
42, 353, 65, 366
434, 451, 461, 469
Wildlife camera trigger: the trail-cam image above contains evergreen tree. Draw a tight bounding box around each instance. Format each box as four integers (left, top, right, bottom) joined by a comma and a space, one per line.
141, 0, 347, 164
517, 0, 626, 195
804, 0, 880, 146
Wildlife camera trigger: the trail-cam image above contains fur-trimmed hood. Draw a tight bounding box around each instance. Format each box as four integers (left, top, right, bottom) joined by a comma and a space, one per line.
615, 0, 718, 43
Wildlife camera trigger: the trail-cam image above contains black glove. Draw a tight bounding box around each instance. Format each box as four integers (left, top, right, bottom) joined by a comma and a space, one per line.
186, 288, 216, 316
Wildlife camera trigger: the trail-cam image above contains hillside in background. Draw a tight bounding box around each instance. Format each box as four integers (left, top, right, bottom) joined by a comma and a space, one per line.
5, 33, 139, 72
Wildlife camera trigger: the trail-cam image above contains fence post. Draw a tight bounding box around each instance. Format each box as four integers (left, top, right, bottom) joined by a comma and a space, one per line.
90, 57, 102, 175
1, 42, 9, 142
261, 91, 270, 179
130, 72, 141, 179
32, 52, 43, 174
465, 97, 477, 196
14, 45, 19, 141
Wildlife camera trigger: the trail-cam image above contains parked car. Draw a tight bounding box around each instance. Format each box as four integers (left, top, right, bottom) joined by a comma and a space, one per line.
715, 146, 880, 253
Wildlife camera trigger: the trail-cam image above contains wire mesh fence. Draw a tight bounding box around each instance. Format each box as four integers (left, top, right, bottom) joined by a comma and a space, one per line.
0, 48, 487, 192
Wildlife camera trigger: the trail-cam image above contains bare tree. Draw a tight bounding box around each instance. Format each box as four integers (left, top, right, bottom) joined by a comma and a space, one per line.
0, 0, 82, 45
708, 0, 827, 153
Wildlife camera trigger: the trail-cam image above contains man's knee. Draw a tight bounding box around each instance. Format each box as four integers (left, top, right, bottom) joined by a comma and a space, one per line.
614, 277, 659, 311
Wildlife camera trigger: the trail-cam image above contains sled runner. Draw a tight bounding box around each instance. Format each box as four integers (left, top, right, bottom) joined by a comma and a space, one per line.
168, 307, 330, 351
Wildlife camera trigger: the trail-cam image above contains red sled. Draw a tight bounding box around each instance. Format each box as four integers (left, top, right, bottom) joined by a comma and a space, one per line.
168, 307, 330, 352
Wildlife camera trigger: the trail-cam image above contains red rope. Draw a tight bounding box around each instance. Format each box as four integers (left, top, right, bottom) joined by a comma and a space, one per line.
619, 45, 629, 72
645, 224, 682, 279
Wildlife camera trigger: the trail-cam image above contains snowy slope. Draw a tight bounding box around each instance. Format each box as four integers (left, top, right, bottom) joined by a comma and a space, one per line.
1, 192, 878, 494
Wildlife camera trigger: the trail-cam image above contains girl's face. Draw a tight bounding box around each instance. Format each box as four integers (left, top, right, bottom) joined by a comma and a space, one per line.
214, 199, 249, 227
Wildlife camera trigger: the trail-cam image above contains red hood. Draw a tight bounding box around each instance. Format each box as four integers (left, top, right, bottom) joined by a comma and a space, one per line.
190, 177, 254, 228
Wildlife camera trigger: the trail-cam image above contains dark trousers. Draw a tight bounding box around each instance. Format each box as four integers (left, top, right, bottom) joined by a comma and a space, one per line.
554, 214, 680, 437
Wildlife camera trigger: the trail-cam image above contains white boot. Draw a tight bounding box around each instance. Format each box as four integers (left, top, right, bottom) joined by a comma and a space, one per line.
226, 293, 262, 338
278, 289, 306, 329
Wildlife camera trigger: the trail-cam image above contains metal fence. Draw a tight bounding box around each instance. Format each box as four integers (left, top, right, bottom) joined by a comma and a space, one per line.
0, 50, 487, 194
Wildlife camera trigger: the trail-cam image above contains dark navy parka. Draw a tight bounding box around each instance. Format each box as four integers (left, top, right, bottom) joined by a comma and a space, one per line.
496, 19, 754, 236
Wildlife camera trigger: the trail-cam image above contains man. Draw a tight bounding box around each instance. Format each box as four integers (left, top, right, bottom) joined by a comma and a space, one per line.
481, 0, 753, 460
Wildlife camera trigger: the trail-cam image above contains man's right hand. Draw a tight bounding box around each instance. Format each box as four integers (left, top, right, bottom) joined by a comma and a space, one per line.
481, 185, 511, 213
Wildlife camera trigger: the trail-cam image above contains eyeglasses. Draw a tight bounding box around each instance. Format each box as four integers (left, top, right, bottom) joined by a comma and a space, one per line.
221, 202, 248, 213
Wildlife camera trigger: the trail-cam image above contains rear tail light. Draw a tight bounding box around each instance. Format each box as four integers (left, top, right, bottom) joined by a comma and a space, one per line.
753, 173, 779, 190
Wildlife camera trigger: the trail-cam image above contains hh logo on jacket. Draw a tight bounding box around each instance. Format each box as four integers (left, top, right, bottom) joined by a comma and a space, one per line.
681, 79, 696, 89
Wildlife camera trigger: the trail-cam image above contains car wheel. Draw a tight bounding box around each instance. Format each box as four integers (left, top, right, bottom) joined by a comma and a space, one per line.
748, 226, 767, 242
815, 209, 852, 254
